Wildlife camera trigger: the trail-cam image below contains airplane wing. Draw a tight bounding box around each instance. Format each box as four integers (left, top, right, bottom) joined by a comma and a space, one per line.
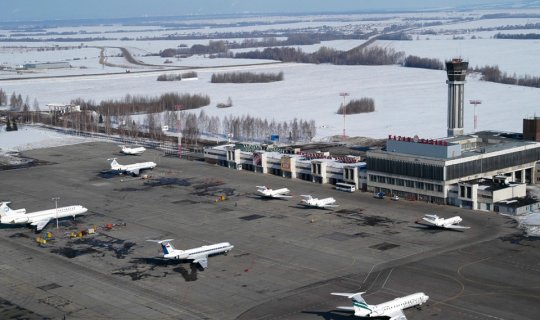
421, 217, 438, 226
445, 224, 471, 229
335, 306, 355, 312
387, 309, 407, 320
128, 169, 140, 176
31, 218, 51, 231
192, 256, 208, 269
272, 194, 292, 199
322, 204, 339, 208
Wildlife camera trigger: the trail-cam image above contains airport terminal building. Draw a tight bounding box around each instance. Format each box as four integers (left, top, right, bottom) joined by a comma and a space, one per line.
202, 60, 540, 213
204, 143, 367, 190
366, 131, 540, 210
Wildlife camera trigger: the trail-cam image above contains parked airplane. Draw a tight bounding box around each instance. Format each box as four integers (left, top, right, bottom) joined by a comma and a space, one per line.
299, 195, 338, 209
331, 291, 429, 319
107, 158, 156, 176
120, 145, 146, 155
256, 186, 292, 199
0, 201, 88, 231
421, 214, 470, 230
147, 239, 234, 269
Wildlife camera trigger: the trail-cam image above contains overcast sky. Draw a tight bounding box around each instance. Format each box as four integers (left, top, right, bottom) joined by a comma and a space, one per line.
0, 0, 520, 21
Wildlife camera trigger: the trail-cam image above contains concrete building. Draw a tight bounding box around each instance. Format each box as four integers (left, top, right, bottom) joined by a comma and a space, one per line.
204, 143, 367, 190
47, 103, 81, 114
523, 116, 540, 142
366, 131, 540, 210
24, 62, 71, 69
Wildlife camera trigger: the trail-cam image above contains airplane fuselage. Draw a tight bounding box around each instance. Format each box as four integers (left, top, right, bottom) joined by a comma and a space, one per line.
121, 147, 146, 155
367, 292, 429, 317
422, 215, 463, 228
301, 197, 336, 208
0, 205, 88, 226
165, 242, 234, 259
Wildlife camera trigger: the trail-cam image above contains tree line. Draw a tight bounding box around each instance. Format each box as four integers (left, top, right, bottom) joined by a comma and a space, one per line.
159, 33, 371, 57
337, 98, 375, 114
73, 92, 211, 116
494, 33, 540, 39
234, 45, 405, 65
403, 55, 444, 70
211, 72, 284, 83
156, 71, 198, 81
472, 65, 540, 88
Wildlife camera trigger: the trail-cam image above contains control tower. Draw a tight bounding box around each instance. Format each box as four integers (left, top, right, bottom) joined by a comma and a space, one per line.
446, 59, 468, 137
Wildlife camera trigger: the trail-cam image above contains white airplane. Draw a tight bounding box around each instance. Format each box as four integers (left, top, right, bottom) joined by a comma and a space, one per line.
331, 291, 429, 320
107, 158, 156, 176
147, 239, 234, 269
120, 145, 146, 155
421, 214, 470, 230
0, 201, 88, 231
256, 186, 292, 199
299, 195, 339, 209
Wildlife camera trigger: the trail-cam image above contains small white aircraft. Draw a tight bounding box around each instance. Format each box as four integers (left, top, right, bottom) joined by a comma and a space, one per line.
120, 145, 146, 155
256, 186, 292, 199
421, 214, 470, 230
107, 158, 156, 176
299, 195, 339, 209
147, 239, 234, 269
331, 291, 429, 319
0, 201, 88, 231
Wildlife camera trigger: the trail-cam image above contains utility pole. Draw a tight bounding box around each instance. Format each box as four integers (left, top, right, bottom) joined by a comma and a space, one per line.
52, 197, 60, 229
469, 100, 482, 131
176, 104, 183, 159
340, 92, 349, 140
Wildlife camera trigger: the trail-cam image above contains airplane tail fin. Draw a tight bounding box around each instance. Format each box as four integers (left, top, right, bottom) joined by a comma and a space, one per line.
0, 202, 24, 217
107, 158, 120, 169
331, 292, 371, 316
147, 239, 176, 255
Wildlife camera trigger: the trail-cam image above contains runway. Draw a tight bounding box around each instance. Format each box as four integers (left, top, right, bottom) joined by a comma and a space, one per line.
0, 142, 536, 319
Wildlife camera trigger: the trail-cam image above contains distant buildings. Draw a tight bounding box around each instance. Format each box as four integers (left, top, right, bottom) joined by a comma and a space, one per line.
47, 103, 80, 114
23, 62, 70, 69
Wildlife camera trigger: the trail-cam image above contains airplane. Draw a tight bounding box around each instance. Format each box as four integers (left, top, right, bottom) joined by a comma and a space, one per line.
299, 195, 339, 209
0, 201, 88, 231
256, 186, 292, 199
421, 214, 470, 230
146, 239, 234, 269
120, 145, 146, 155
107, 158, 156, 176
331, 291, 429, 320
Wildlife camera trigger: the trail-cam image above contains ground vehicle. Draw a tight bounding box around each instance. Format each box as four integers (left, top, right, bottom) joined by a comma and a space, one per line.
374, 192, 385, 199
336, 182, 356, 192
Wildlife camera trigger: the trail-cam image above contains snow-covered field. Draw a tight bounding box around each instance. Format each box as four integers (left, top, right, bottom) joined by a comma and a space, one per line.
1, 9, 539, 142
0, 126, 94, 152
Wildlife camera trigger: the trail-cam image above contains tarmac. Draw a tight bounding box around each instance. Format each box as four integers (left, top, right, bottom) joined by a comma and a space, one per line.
0, 141, 538, 320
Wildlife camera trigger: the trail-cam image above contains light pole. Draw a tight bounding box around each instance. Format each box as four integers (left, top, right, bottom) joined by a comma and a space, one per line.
340, 92, 349, 139
52, 197, 60, 229
469, 100, 482, 131
176, 104, 183, 159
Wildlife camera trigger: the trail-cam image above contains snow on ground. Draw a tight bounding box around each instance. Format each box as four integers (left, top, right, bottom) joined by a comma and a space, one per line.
378, 38, 540, 75
0, 62, 537, 140
1, 10, 539, 142
0, 126, 94, 152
